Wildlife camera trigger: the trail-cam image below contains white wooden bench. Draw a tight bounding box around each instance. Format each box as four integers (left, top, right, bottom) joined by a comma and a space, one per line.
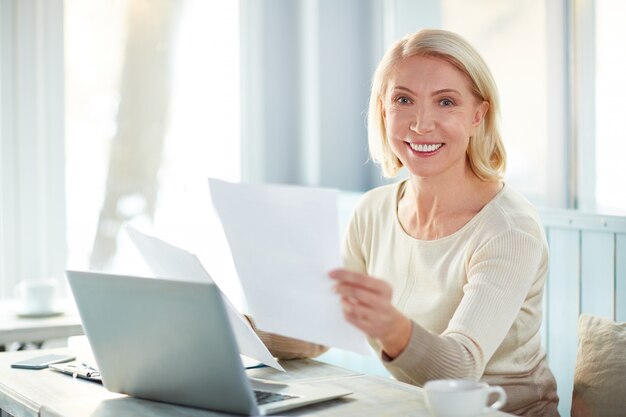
541, 209, 626, 415
322, 193, 626, 416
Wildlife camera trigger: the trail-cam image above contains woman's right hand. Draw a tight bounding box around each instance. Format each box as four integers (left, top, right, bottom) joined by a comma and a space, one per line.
330, 268, 412, 359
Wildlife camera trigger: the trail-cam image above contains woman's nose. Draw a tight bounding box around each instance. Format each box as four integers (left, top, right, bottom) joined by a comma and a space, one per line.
409, 107, 435, 134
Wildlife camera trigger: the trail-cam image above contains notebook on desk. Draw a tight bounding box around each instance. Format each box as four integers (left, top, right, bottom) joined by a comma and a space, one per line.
65, 270, 351, 416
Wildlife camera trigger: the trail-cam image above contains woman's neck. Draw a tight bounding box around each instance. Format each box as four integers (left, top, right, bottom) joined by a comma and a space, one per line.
398, 171, 502, 240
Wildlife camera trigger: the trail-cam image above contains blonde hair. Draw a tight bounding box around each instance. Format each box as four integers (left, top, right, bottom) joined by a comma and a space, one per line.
367, 29, 506, 181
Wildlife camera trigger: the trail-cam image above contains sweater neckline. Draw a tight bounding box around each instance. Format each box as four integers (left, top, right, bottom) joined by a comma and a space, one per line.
393, 179, 507, 244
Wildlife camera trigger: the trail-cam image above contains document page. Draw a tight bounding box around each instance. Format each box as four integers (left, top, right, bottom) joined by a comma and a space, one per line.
125, 225, 284, 371
208, 178, 370, 355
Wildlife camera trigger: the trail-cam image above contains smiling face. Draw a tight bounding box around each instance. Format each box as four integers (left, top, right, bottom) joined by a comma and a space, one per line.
382, 55, 488, 181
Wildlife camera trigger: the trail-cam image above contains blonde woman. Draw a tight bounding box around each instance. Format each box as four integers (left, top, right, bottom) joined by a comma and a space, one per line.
250, 29, 559, 417
330, 29, 559, 416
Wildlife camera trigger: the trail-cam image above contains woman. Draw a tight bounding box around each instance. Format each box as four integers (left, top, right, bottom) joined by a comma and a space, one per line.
251, 29, 559, 416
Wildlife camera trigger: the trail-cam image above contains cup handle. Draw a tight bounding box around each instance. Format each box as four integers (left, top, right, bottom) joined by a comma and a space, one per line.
487, 386, 507, 411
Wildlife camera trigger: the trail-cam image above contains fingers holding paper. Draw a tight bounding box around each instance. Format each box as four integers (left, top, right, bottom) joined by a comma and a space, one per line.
329, 268, 412, 359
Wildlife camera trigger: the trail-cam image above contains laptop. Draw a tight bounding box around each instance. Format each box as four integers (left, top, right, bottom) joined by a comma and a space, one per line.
65, 270, 351, 415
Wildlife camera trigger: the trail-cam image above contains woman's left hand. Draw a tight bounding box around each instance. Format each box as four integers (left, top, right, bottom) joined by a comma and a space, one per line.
329, 268, 412, 359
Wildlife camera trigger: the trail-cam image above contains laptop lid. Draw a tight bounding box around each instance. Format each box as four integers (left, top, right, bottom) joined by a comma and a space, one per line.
66, 270, 351, 415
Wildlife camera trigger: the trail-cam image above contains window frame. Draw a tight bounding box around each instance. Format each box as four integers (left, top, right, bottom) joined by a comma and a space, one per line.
0, 0, 611, 299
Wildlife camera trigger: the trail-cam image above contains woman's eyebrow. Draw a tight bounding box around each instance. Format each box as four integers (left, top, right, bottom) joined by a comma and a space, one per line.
390, 86, 462, 96
432, 88, 461, 96
390, 86, 415, 94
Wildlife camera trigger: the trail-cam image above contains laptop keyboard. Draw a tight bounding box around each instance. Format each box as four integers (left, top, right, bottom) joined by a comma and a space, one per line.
254, 389, 299, 405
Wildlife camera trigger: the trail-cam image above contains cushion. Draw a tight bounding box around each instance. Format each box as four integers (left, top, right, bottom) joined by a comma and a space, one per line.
571, 314, 626, 417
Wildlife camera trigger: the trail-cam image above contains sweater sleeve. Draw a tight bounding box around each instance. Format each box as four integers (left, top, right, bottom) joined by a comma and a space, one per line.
380, 229, 543, 384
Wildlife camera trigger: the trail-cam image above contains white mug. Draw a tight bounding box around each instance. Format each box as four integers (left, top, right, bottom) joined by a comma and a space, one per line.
424, 379, 507, 417
14, 279, 59, 314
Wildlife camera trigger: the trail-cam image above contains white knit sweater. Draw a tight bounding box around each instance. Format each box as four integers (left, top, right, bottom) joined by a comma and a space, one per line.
342, 180, 559, 416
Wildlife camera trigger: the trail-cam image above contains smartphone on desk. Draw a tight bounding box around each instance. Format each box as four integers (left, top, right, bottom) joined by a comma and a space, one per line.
10, 354, 76, 370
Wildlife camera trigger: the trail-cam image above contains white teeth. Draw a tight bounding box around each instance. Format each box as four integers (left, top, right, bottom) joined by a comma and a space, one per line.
409, 143, 443, 152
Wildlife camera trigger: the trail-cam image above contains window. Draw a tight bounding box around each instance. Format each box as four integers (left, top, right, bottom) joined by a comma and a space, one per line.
441, 0, 556, 207
594, 0, 626, 213
64, 0, 243, 305
2, 0, 623, 304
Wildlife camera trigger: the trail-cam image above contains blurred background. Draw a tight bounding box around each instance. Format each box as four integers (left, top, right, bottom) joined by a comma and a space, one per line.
1, 0, 625, 307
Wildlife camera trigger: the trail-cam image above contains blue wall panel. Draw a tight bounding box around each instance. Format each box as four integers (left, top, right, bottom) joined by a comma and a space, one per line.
616, 234, 626, 322
547, 229, 580, 416
580, 231, 615, 319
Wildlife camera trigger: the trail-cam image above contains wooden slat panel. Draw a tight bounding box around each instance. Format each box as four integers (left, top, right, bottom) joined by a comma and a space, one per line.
540, 209, 626, 233
541, 228, 549, 352
616, 234, 626, 322
580, 231, 615, 319
546, 228, 579, 416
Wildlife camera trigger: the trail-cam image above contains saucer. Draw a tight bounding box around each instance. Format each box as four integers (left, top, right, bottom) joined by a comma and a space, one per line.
15, 307, 64, 318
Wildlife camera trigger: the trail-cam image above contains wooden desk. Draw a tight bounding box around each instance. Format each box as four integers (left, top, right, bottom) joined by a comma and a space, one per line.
0, 303, 83, 348
0, 349, 513, 417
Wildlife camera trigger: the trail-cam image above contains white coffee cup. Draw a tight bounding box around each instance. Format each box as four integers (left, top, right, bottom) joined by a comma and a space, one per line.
14, 279, 59, 315
424, 379, 507, 417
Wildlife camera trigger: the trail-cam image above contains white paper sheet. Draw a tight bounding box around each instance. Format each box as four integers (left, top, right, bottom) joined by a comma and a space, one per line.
207, 178, 370, 355
124, 225, 285, 371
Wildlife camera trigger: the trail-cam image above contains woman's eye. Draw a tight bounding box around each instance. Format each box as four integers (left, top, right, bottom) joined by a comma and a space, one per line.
440, 98, 454, 107
395, 96, 411, 104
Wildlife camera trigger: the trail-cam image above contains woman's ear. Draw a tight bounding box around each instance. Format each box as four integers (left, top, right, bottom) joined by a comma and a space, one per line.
472, 100, 489, 127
